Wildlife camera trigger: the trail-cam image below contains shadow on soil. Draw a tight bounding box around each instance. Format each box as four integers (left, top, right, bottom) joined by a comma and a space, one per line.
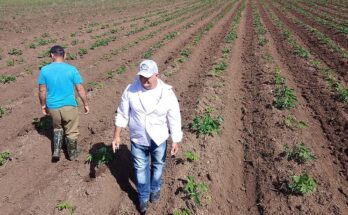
32, 115, 63, 162
32, 115, 73, 162
87, 142, 139, 211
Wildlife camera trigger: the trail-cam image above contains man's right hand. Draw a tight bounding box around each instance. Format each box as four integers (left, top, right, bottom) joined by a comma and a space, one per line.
112, 136, 121, 153
84, 105, 90, 114
41, 105, 48, 115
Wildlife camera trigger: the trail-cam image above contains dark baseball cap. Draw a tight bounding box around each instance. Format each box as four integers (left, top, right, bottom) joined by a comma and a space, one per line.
50, 45, 65, 56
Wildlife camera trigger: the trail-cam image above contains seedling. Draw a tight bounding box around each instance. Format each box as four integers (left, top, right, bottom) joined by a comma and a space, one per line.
225, 30, 237, 43
284, 143, 315, 164
288, 173, 316, 195
87, 81, 103, 91
273, 86, 298, 109
29, 43, 37, 49
293, 45, 310, 59
0, 106, 8, 118
222, 48, 231, 54
65, 53, 77, 60
180, 48, 191, 58
32, 117, 52, 130
56, 200, 76, 215
37, 50, 50, 58
335, 83, 348, 104
284, 114, 296, 128
173, 208, 191, 215
258, 36, 268, 46
116, 65, 126, 74
71, 39, 79, 46
24, 67, 33, 75
284, 115, 307, 129
184, 176, 209, 206
0, 75, 16, 84
261, 53, 273, 61
211, 61, 228, 76
192, 108, 223, 136
185, 151, 198, 162
143, 50, 152, 59
85, 146, 114, 168
165, 31, 177, 40
105, 70, 114, 79
273, 73, 284, 85
298, 121, 307, 129
7, 59, 15, 67
39, 61, 50, 69
0, 151, 11, 166
8, 48, 22, 56
41, 32, 50, 38
110, 28, 118, 34
164, 70, 173, 77
78, 48, 88, 56
90, 36, 116, 50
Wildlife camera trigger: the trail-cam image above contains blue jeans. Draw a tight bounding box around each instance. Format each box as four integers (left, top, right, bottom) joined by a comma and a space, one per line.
131, 140, 167, 204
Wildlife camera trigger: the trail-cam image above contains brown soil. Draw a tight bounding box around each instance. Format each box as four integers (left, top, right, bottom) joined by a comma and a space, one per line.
278, 0, 348, 51
265, 0, 348, 82
0, 0, 347, 214
297, 1, 348, 27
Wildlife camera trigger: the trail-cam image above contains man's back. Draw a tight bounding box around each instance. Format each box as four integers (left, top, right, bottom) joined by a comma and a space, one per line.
38, 62, 82, 109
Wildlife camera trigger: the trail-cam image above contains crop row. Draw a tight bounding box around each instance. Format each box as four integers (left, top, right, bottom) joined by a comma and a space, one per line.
295, 0, 348, 27
0, 1, 204, 71
275, 0, 348, 35
262, 0, 348, 104
271, 0, 348, 58
253, 0, 317, 196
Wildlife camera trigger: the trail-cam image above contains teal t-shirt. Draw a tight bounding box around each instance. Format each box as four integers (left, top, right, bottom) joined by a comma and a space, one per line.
38, 62, 83, 109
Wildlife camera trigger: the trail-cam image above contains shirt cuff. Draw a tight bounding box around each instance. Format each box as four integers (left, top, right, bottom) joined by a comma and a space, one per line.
115, 115, 128, 127
171, 131, 183, 143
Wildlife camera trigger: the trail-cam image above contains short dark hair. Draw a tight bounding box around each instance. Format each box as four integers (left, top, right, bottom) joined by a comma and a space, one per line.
50, 45, 65, 56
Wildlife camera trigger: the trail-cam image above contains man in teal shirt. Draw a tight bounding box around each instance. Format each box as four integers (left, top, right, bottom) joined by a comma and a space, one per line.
38, 45, 89, 161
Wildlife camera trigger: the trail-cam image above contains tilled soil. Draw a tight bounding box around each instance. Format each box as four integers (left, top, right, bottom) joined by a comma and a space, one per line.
0, 0, 347, 214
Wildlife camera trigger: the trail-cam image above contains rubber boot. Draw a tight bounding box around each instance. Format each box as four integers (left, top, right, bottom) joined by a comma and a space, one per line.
52, 129, 63, 160
66, 137, 81, 161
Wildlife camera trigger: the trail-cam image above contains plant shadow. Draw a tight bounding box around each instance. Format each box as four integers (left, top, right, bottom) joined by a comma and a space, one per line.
32, 115, 53, 140
87, 142, 139, 210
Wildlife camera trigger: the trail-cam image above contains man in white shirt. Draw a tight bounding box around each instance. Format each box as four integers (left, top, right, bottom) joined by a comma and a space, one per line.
112, 59, 183, 213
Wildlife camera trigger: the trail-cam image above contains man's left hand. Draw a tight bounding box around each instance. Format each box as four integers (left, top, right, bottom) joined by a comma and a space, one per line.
171, 142, 179, 156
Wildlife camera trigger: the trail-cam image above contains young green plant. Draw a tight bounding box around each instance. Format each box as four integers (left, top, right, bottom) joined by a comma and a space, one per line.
85, 146, 114, 168
288, 173, 316, 195
184, 176, 209, 206
56, 200, 76, 215
192, 108, 224, 136
185, 151, 198, 162
284, 143, 315, 164
0, 151, 11, 166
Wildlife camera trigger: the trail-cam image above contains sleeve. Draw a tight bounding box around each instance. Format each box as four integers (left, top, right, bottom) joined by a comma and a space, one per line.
166, 89, 183, 143
38, 70, 46, 85
115, 85, 131, 127
72, 67, 83, 84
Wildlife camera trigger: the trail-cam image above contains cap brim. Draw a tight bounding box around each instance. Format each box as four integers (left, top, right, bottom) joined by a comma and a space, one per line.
137, 70, 154, 78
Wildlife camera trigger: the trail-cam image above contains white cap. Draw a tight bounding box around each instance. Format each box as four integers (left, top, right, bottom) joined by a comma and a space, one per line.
137, 60, 158, 78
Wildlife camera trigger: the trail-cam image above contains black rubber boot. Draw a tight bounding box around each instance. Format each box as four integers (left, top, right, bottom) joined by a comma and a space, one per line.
52, 129, 63, 161
66, 137, 81, 161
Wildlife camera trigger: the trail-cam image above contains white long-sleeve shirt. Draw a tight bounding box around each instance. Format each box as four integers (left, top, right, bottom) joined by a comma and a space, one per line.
115, 78, 183, 146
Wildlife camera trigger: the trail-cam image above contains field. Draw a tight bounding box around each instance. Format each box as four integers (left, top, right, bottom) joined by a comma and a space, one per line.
0, 0, 347, 214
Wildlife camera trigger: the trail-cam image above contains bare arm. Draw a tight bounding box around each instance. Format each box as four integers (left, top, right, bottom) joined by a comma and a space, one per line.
38, 84, 48, 115
75, 84, 89, 114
